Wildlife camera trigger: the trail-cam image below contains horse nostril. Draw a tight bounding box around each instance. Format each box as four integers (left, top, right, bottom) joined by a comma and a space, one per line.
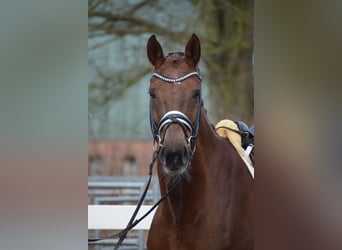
159, 147, 166, 164
183, 146, 188, 159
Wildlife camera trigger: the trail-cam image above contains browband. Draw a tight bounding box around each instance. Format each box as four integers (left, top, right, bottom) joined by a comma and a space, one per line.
151, 72, 201, 84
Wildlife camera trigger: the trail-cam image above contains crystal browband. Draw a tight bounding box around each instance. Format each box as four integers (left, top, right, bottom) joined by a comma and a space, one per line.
151, 71, 201, 84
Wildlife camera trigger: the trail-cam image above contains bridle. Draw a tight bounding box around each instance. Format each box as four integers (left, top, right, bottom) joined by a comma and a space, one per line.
88, 70, 202, 249
149, 71, 202, 154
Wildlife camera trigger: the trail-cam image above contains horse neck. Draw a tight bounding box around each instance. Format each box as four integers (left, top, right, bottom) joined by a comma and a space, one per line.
196, 109, 221, 155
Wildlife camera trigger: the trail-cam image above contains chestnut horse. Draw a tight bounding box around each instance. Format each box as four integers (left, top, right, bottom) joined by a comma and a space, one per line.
146, 34, 254, 250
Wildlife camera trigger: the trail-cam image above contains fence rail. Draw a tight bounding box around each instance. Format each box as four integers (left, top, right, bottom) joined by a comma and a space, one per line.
88, 205, 155, 230
88, 176, 160, 250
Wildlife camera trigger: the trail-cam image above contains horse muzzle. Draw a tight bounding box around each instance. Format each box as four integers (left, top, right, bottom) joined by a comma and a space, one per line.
159, 144, 190, 176
151, 110, 199, 176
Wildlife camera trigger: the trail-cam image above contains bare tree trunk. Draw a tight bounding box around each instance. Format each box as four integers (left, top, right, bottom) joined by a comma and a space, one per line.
196, 0, 254, 124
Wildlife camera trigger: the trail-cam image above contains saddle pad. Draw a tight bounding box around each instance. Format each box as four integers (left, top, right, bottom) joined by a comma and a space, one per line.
215, 119, 253, 166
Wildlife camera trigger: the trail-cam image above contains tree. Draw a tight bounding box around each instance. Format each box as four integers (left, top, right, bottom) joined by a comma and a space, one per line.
195, 0, 254, 123
88, 0, 253, 127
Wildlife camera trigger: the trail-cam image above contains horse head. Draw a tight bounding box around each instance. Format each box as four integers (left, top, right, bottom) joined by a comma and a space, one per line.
147, 34, 202, 177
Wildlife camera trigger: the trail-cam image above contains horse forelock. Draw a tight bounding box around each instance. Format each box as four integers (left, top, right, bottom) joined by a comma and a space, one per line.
157, 52, 197, 73
164, 52, 184, 67
166, 52, 184, 57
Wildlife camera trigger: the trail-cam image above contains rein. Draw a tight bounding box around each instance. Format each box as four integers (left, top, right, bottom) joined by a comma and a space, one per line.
215, 126, 251, 138
88, 71, 202, 249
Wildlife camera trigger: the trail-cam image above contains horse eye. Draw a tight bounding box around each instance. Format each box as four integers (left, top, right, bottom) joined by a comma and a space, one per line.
192, 89, 201, 99
149, 89, 156, 99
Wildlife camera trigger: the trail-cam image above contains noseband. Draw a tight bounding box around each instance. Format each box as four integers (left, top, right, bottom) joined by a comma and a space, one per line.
149, 71, 202, 153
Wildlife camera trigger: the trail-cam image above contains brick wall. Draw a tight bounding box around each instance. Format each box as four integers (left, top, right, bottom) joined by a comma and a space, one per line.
88, 140, 154, 176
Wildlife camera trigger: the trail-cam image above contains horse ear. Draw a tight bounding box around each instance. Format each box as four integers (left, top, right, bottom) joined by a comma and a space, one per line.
185, 34, 201, 66
147, 35, 165, 67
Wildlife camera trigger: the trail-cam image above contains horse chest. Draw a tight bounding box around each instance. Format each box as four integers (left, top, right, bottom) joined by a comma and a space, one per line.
148, 209, 235, 250
148, 189, 253, 250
